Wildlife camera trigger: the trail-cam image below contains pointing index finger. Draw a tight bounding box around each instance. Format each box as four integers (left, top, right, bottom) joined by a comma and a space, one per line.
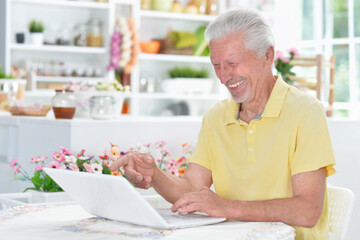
109, 155, 129, 171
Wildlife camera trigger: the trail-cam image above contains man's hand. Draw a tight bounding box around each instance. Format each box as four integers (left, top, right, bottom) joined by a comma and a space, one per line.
109, 152, 157, 189
171, 186, 230, 218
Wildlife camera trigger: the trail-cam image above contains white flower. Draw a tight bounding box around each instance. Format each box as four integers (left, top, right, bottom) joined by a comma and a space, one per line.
78, 155, 90, 161
91, 163, 103, 174
65, 155, 77, 163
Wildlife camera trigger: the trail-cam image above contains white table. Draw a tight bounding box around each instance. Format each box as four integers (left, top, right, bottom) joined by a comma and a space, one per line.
0, 204, 295, 240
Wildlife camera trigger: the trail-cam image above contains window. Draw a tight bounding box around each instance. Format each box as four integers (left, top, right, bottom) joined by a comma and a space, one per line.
298, 0, 359, 118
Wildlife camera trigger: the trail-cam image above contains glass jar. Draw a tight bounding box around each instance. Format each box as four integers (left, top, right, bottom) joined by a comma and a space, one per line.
87, 19, 102, 47
74, 23, 87, 47
90, 96, 115, 120
52, 90, 76, 119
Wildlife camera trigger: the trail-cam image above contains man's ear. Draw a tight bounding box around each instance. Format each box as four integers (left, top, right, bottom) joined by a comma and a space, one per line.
265, 46, 275, 67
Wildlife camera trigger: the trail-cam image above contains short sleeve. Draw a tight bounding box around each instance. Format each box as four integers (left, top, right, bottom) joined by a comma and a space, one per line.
290, 102, 336, 177
190, 116, 212, 170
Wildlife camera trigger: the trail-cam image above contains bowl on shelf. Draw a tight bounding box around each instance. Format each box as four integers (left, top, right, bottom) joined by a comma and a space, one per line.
160, 78, 214, 94
140, 40, 160, 54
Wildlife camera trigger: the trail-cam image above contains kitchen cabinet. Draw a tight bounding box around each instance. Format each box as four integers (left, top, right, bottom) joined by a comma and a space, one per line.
2, 0, 228, 117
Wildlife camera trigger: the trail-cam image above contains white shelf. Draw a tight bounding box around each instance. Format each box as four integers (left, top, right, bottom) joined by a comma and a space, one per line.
139, 53, 211, 63
140, 10, 217, 22
35, 76, 105, 83
10, 44, 107, 54
11, 0, 110, 9
25, 90, 56, 97
138, 93, 220, 100
113, 0, 133, 6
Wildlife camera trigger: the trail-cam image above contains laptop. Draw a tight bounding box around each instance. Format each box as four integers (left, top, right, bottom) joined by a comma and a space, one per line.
44, 168, 226, 229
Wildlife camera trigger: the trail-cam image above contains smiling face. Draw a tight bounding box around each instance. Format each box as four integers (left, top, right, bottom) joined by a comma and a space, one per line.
209, 33, 273, 104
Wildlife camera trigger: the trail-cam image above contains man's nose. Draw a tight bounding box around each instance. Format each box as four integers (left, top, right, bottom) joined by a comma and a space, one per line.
218, 65, 231, 85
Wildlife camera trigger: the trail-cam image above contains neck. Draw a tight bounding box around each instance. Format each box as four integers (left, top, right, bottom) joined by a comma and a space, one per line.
239, 74, 276, 122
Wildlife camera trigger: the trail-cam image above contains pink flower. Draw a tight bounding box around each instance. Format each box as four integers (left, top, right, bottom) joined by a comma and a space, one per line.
34, 165, 44, 171
289, 48, 299, 56
77, 149, 86, 158
10, 158, 18, 168
48, 161, 60, 169
69, 163, 79, 171
59, 146, 72, 156
31, 156, 48, 164
155, 158, 162, 162
155, 141, 166, 149
83, 163, 93, 173
53, 151, 65, 162
160, 149, 171, 157
168, 167, 179, 177
275, 50, 283, 60
166, 159, 176, 169
143, 142, 151, 147
14, 165, 21, 175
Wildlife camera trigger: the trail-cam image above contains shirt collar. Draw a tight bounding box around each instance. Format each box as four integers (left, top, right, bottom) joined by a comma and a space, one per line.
225, 75, 289, 125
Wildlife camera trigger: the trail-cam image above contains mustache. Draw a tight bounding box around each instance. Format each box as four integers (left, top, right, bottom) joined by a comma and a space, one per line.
226, 77, 247, 86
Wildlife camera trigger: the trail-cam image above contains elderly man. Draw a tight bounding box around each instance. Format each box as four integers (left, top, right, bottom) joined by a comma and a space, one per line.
110, 8, 336, 239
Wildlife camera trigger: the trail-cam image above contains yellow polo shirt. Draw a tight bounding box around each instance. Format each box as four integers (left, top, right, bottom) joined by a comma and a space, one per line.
191, 76, 336, 239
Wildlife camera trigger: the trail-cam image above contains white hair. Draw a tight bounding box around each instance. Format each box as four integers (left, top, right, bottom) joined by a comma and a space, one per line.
205, 8, 275, 57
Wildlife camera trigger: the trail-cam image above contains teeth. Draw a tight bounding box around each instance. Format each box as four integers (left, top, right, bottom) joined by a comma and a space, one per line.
228, 80, 244, 88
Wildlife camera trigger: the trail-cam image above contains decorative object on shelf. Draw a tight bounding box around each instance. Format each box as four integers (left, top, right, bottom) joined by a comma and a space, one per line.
184, 1, 199, 14
28, 19, 44, 46
168, 66, 208, 78
87, 18, 103, 47
206, 0, 217, 15
139, 40, 160, 54
51, 89, 76, 119
56, 26, 71, 46
141, 0, 152, 10
161, 78, 213, 94
9, 104, 51, 117
193, 25, 210, 56
162, 67, 212, 94
0, 77, 26, 111
171, 0, 184, 12
74, 23, 88, 47
152, 0, 174, 12
74, 80, 127, 118
108, 17, 139, 75
274, 48, 298, 83
157, 29, 197, 55
194, 0, 207, 14
15, 32, 25, 44
90, 95, 116, 120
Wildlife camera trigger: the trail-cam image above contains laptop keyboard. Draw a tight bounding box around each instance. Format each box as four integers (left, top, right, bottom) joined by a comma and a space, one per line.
156, 208, 221, 225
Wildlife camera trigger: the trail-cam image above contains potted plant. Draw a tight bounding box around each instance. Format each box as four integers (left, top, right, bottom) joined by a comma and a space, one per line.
161, 66, 213, 94
28, 19, 44, 45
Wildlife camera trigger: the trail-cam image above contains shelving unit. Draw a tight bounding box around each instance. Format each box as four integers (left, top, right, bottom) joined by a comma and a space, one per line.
10, 44, 107, 54
2, 0, 227, 117
140, 10, 217, 22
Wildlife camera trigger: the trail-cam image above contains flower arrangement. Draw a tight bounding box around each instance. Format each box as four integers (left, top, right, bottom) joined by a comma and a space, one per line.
11, 141, 191, 192
275, 48, 299, 83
